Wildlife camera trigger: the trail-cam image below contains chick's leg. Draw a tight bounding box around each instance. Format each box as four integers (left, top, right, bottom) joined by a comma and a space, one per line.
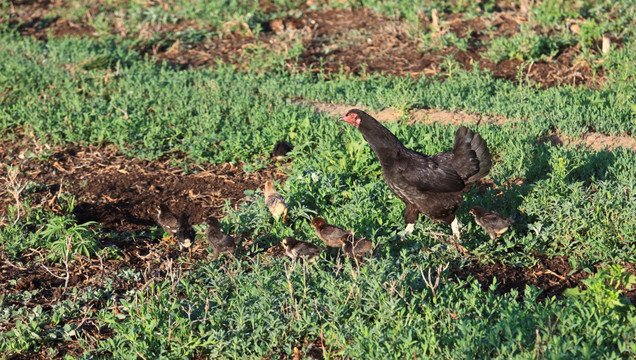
163, 234, 175, 244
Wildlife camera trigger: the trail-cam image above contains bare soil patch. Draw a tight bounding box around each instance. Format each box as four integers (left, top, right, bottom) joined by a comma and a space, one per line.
303, 100, 636, 152
539, 130, 636, 152
455, 255, 636, 304
452, 254, 584, 300
267, 8, 604, 88
7, 0, 96, 40
0, 131, 286, 232
6, 2, 608, 88
299, 99, 510, 126
582, 132, 636, 152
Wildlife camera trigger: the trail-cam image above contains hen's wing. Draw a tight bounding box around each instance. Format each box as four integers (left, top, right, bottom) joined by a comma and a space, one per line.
395, 150, 465, 193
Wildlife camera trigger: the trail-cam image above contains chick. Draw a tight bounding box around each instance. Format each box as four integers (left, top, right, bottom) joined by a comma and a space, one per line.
175, 212, 196, 254
272, 141, 293, 160
281, 236, 322, 262
157, 203, 179, 242
310, 217, 352, 248
206, 216, 236, 261
264, 180, 288, 223
342, 237, 373, 262
469, 206, 515, 240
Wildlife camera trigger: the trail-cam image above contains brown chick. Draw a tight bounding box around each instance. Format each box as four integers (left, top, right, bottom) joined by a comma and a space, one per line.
342, 237, 373, 262
175, 212, 196, 254
264, 180, 288, 223
281, 237, 322, 262
157, 203, 179, 243
310, 217, 352, 248
206, 216, 237, 261
469, 206, 514, 240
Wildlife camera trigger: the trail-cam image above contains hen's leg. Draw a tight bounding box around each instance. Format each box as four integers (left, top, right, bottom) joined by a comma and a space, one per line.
401, 203, 420, 240
401, 223, 415, 241
451, 217, 461, 240
449, 217, 470, 255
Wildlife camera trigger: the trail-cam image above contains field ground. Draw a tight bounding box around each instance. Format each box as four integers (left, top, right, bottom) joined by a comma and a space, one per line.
1, 0, 636, 359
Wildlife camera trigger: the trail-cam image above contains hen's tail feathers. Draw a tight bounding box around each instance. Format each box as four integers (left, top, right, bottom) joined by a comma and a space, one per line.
452, 126, 492, 186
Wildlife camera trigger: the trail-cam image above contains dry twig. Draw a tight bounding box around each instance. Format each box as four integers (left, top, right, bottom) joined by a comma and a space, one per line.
2, 166, 28, 225
417, 262, 450, 298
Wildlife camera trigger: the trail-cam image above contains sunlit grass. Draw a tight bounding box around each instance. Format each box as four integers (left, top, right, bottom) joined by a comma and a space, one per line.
0, 7, 635, 358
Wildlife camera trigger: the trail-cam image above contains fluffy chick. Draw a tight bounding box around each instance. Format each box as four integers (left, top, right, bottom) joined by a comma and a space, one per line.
281, 237, 322, 262
157, 203, 179, 241
264, 180, 288, 223
175, 212, 196, 253
206, 216, 236, 261
342, 237, 373, 262
310, 217, 352, 248
469, 206, 514, 240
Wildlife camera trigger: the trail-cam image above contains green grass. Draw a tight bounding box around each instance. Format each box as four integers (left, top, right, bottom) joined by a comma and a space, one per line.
1, 3, 636, 358
0, 31, 634, 262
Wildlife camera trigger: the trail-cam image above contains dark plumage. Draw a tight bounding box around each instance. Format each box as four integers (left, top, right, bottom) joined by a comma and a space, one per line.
206, 216, 236, 261
342, 237, 373, 261
310, 217, 352, 248
342, 109, 492, 239
281, 237, 323, 262
157, 203, 179, 237
175, 212, 196, 252
272, 141, 293, 159
469, 206, 514, 240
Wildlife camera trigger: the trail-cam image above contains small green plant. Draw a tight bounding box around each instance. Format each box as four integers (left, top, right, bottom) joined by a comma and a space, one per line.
39, 216, 101, 263
487, 27, 575, 62
531, 0, 580, 26
564, 264, 636, 312
579, 19, 605, 50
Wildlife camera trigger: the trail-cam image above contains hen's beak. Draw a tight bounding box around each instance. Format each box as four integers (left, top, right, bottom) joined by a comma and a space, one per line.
338, 115, 345, 122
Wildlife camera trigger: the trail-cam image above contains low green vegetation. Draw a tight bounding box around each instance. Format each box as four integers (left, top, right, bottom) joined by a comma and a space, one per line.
1, 1, 635, 358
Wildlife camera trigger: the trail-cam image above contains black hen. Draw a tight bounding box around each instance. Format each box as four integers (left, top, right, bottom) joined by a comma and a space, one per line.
342, 109, 491, 239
